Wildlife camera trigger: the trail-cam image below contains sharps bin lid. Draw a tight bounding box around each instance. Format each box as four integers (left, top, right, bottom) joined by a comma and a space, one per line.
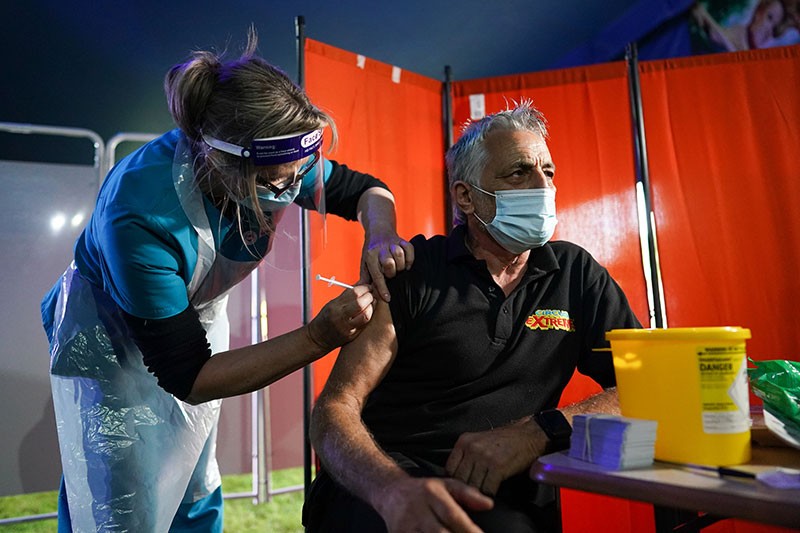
606, 327, 751, 341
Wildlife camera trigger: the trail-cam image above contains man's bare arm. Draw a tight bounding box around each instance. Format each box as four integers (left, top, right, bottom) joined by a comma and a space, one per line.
310, 299, 408, 501
310, 300, 492, 532
446, 387, 620, 495
559, 387, 620, 423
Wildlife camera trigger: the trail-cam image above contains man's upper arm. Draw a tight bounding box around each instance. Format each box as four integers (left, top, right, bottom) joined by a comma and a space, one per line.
317, 299, 398, 408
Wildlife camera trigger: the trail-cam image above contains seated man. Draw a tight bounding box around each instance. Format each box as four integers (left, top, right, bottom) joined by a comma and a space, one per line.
303, 101, 642, 533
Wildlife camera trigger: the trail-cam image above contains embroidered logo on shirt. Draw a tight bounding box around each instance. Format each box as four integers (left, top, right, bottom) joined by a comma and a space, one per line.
525, 309, 575, 332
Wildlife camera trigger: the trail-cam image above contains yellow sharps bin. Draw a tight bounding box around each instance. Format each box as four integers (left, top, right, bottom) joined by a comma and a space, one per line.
606, 327, 752, 466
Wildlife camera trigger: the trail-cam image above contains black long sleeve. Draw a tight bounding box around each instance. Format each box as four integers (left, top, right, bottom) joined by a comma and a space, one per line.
121, 306, 211, 401
297, 160, 390, 220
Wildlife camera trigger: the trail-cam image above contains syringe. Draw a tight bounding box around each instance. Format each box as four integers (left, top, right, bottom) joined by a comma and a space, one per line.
315, 274, 354, 289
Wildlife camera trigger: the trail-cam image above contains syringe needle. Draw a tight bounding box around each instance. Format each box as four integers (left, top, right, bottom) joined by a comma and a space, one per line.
315, 274, 354, 289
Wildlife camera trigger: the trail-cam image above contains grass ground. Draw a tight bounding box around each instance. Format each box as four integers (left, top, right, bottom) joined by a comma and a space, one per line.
0, 468, 305, 532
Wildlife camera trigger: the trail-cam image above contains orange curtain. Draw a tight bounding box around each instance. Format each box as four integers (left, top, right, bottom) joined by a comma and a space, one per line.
452, 64, 654, 533
638, 49, 800, 533
305, 38, 799, 533
640, 46, 800, 361
304, 39, 446, 399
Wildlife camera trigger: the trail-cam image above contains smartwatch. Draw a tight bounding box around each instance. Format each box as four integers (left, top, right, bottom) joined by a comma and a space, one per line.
534, 409, 572, 452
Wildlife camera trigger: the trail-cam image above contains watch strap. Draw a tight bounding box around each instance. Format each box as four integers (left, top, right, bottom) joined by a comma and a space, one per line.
534, 409, 572, 452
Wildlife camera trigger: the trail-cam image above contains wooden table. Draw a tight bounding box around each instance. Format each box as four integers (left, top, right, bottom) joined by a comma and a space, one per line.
530, 444, 800, 531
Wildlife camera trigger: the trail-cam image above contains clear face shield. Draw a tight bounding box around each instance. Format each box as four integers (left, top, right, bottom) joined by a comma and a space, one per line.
202, 129, 328, 272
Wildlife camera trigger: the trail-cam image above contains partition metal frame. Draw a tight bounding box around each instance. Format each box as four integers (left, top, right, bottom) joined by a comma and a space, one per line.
443, 65, 454, 229
295, 13, 319, 500
0, 121, 106, 184
625, 43, 668, 329
104, 132, 159, 174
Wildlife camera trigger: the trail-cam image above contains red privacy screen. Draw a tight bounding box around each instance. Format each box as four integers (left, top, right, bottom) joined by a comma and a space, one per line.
305, 37, 799, 533
640, 46, 800, 359
304, 38, 447, 398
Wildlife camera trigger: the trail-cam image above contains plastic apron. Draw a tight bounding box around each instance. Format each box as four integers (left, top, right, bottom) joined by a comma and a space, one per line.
48, 137, 264, 532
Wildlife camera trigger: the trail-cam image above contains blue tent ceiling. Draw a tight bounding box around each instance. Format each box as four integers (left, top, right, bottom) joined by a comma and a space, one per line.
1, 0, 717, 157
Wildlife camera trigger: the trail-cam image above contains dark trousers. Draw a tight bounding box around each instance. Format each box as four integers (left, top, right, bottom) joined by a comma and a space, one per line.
303, 454, 560, 533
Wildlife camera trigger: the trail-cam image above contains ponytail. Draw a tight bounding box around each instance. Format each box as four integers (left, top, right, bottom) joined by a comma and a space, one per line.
164, 51, 220, 141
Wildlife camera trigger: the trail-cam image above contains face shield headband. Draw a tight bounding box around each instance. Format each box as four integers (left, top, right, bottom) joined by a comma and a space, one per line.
201, 128, 329, 273
202, 129, 324, 166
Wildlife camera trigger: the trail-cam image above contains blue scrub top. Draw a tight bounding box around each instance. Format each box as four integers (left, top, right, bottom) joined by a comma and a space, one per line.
43, 129, 331, 331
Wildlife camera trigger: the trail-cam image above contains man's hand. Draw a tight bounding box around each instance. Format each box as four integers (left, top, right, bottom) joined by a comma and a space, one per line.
445, 421, 548, 496
378, 477, 493, 533
359, 230, 414, 303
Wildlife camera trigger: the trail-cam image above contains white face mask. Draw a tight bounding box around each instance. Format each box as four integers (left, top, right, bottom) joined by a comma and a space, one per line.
472, 185, 558, 254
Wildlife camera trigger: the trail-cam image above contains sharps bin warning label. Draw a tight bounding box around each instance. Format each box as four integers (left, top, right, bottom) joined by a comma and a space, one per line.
697, 345, 749, 434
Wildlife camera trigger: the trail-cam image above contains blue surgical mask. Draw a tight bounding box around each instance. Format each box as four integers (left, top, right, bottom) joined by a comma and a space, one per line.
472, 185, 557, 254
240, 181, 302, 212
242, 151, 319, 212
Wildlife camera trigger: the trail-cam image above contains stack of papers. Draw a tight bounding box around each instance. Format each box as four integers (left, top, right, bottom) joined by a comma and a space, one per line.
569, 414, 658, 470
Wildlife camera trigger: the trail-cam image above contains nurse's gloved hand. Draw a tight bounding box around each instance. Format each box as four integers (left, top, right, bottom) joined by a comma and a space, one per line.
307, 284, 375, 352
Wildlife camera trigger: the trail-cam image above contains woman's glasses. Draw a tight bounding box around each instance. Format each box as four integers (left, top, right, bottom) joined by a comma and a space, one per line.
257, 151, 320, 198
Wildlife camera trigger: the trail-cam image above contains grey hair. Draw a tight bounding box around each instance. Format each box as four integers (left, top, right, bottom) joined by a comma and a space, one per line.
445, 99, 548, 225
164, 26, 337, 234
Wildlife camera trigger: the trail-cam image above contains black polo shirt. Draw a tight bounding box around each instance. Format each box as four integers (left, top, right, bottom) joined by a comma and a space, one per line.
362, 224, 642, 467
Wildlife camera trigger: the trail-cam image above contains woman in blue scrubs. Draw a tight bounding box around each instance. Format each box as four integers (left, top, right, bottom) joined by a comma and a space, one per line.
41, 30, 413, 532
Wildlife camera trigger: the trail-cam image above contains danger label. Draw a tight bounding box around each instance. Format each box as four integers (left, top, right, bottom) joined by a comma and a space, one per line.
697, 345, 749, 434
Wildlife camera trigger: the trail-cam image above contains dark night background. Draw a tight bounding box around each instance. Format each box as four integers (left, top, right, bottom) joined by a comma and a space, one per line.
2, 1, 703, 164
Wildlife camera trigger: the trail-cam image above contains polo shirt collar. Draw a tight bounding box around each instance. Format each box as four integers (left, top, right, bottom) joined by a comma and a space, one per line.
446, 224, 560, 278
446, 224, 473, 262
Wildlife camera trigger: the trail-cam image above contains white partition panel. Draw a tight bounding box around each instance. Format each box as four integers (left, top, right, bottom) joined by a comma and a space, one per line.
0, 159, 99, 496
